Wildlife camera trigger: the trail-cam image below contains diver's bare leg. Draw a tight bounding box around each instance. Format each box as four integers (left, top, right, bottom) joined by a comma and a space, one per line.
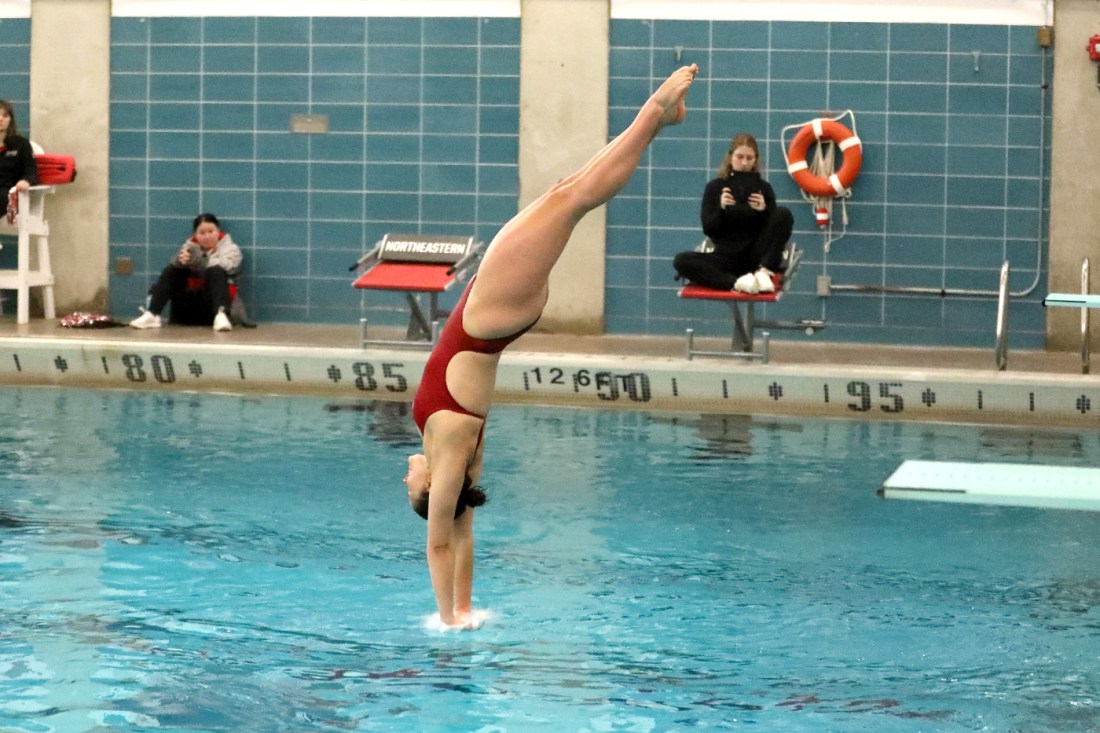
467, 64, 698, 334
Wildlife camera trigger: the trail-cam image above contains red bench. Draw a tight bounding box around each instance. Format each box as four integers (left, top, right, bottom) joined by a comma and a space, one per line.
678, 242, 823, 362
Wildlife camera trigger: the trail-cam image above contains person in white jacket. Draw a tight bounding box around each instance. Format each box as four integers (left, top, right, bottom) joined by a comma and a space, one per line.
129, 213, 243, 332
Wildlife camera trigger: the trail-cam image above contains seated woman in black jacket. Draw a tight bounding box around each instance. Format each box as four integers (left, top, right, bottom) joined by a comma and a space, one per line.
673, 132, 792, 294
0, 100, 38, 195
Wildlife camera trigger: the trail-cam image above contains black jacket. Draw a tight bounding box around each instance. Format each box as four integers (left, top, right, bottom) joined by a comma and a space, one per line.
0, 135, 39, 191
700, 172, 777, 245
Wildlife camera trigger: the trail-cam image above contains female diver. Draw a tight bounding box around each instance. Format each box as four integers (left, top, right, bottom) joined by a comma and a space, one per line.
405, 64, 699, 628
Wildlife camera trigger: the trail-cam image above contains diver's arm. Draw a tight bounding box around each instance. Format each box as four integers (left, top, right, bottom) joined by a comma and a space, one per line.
425, 451, 465, 625
452, 508, 474, 619
451, 434, 483, 621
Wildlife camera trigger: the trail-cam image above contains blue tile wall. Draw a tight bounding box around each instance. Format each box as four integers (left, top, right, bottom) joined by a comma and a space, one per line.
109, 16, 520, 325
107, 13, 1048, 348
606, 19, 1050, 348
0, 18, 30, 284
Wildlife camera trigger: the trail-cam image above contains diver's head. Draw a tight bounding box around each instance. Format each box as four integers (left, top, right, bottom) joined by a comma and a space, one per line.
405, 454, 487, 520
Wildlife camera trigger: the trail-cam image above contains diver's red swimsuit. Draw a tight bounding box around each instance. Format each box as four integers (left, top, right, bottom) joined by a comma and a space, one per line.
412, 277, 536, 434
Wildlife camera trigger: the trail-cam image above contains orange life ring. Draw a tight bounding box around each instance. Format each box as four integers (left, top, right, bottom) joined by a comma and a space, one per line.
786, 119, 862, 197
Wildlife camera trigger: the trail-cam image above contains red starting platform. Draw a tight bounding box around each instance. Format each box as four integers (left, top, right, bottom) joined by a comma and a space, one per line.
351, 232, 482, 348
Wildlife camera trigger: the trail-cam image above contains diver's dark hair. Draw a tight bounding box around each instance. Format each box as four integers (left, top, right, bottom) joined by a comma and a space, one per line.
412, 475, 487, 521
192, 212, 220, 231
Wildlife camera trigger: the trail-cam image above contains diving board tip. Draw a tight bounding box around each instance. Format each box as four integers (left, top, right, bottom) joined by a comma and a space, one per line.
879, 460, 1100, 512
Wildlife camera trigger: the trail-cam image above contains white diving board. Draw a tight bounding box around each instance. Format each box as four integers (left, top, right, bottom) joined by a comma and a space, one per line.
1042, 293, 1100, 309
879, 460, 1100, 512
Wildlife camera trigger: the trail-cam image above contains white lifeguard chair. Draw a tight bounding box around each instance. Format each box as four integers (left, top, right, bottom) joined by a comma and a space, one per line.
0, 154, 76, 324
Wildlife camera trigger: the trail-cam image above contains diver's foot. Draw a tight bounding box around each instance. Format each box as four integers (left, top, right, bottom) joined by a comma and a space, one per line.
652, 64, 697, 127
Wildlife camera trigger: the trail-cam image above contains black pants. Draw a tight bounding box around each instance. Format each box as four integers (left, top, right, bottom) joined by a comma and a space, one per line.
673, 206, 794, 290
148, 265, 232, 326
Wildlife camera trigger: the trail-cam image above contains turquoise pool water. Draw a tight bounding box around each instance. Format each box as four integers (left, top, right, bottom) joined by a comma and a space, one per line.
1, 387, 1098, 732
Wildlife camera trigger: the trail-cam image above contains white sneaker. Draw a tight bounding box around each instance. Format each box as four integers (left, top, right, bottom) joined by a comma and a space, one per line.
733, 272, 760, 294
754, 267, 776, 294
213, 308, 232, 332
129, 309, 162, 329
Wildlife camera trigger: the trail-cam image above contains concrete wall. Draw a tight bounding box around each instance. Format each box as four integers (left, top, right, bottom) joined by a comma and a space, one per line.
1048, 0, 1100, 350
519, 0, 608, 334
30, 0, 110, 313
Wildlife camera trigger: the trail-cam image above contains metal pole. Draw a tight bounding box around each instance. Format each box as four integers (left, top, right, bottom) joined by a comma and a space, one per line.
994, 261, 1009, 371
1081, 258, 1091, 375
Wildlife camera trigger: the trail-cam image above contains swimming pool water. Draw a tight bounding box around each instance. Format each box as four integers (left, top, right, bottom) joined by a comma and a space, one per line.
0, 386, 1098, 732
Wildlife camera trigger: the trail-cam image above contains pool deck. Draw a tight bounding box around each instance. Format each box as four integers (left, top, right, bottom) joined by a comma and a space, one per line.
0, 317, 1097, 427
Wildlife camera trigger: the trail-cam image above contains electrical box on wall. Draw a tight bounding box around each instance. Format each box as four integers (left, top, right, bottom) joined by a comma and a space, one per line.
290, 114, 329, 134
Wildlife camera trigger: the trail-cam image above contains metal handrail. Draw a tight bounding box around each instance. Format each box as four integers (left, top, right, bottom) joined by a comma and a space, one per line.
824, 42, 1051, 302
995, 260, 1009, 371
1081, 258, 1091, 375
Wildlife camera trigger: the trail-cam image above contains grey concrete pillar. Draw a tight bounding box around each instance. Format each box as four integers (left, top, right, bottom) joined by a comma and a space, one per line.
519, 0, 609, 334
1047, 2, 1100, 349
30, 0, 110, 314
